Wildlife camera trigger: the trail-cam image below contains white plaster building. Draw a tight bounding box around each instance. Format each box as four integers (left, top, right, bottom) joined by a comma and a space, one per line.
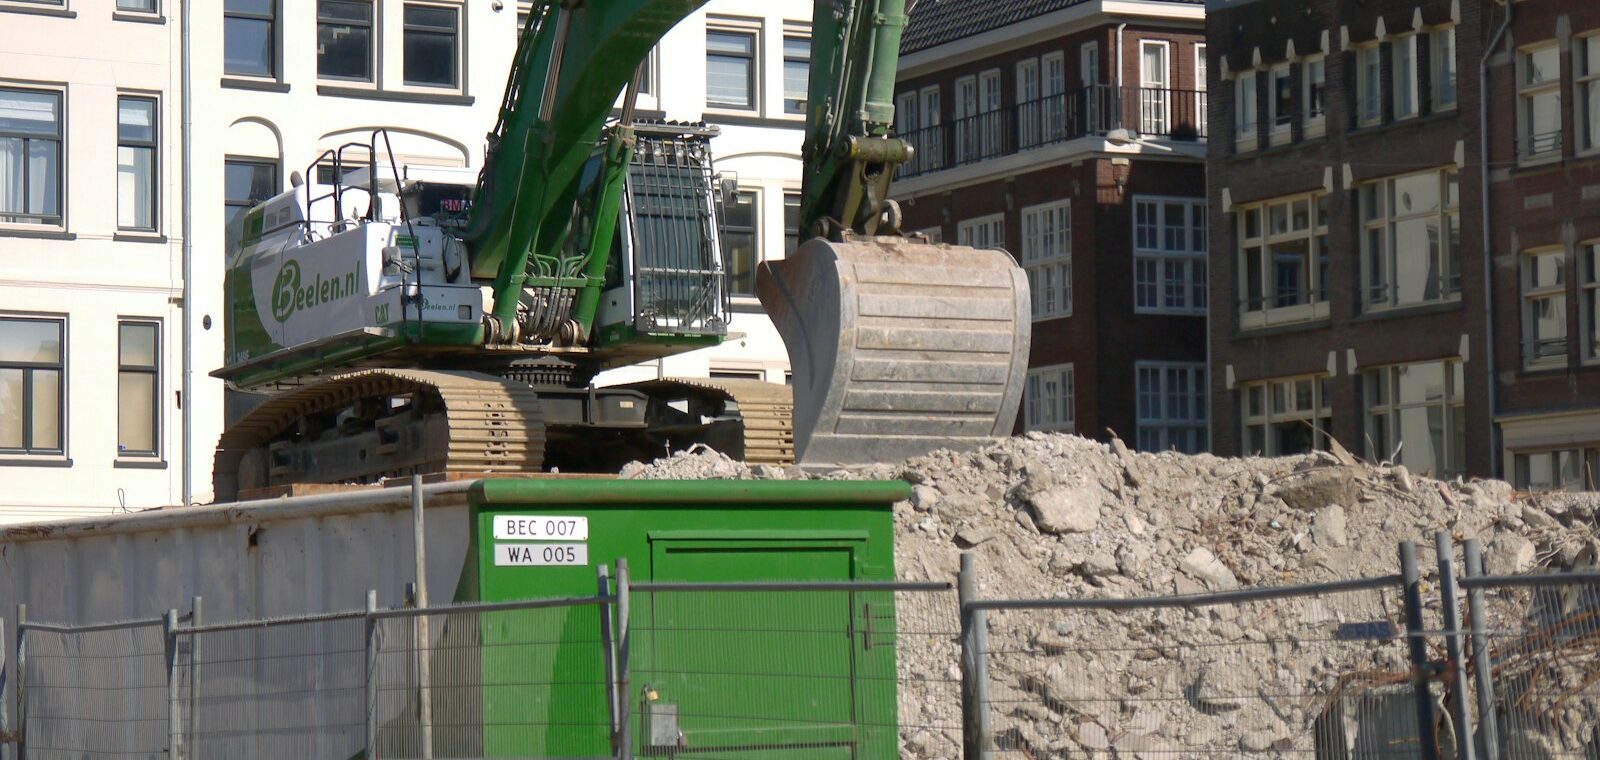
0, 0, 805, 519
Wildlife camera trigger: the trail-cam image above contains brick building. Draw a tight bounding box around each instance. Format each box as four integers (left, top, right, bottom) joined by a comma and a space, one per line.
891, 0, 1211, 452
1207, 0, 1599, 489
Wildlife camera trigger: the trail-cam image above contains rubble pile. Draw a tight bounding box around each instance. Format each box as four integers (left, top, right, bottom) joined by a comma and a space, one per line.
624, 434, 1600, 756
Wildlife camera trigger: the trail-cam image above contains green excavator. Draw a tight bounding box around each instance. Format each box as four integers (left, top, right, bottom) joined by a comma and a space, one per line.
213, 0, 1030, 499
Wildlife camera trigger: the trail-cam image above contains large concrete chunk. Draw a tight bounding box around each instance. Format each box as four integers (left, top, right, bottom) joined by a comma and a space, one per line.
757, 236, 1030, 468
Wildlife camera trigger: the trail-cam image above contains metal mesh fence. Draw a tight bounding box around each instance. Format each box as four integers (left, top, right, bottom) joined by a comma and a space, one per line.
371, 600, 615, 760
626, 585, 958, 759
1468, 575, 1600, 759
20, 620, 168, 760
976, 584, 1435, 758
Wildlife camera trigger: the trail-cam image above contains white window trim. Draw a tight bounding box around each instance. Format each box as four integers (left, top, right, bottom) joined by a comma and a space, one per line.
1522, 246, 1569, 369
1430, 26, 1458, 113
956, 213, 1005, 250
1021, 200, 1072, 320
1302, 54, 1326, 138
1577, 33, 1600, 156
1133, 195, 1207, 316
1362, 359, 1465, 477
1017, 57, 1041, 148
315, 0, 379, 88
705, 16, 764, 116
1358, 167, 1462, 311
1392, 34, 1420, 121
1024, 363, 1075, 433
1356, 44, 1383, 127
1267, 63, 1292, 140
1234, 71, 1258, 150
1517, 41, 1563, 165
1237, 191, 1330, 329
1240, 374, 1332, 456
1135, 361, 1208, 453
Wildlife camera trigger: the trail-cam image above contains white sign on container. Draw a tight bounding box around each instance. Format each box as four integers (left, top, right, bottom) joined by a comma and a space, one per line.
495, 543, 589, 567
492, 515, 589, 541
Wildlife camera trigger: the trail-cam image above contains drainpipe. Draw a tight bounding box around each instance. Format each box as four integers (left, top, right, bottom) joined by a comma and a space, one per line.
180, 0, 195, 505
1115, 23, 1127, 88
1479, 0, 1511, 478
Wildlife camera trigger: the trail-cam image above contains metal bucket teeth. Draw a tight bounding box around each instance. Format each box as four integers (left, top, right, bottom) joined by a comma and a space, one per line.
756, 237, 1031, 469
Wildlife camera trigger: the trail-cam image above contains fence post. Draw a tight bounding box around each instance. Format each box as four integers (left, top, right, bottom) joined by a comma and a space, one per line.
410, 475, 433, 760
1399, 541, 1441, 760
1463, 539, 1500, 760
959, 553, 991, 760
596, 565, 619, 753
615, 558, 631, 760
1434, 533, 1476, 760
365, 590, 378, 760
188, 597, 202, 760
14, 604, 23, 760
165, 608, 181, 760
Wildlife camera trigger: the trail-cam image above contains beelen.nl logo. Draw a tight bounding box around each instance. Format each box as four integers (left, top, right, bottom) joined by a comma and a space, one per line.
271, 259, 361, 323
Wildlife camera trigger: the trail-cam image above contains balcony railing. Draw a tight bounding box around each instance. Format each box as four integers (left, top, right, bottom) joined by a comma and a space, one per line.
898, 85, 1207, 178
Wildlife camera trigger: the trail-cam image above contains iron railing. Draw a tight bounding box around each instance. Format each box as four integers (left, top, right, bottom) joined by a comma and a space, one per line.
899, 85, 1207, 178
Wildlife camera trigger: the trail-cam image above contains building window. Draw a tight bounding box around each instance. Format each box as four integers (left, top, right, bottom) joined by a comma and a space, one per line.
225, 159, 277, 253
783, 191, 801, 255
722, 189, 758, 297
1268, 64, 1292, 138
706, 27, 757, 110
0, 316, 64, 456
317, 0, 375, 82
1135, 362, 1207, 454
1514, 448, 1599, 492
1585, 243, 1599, 361
1364, 360, 1464, 478
1237, 192, 1329, 327
224, 0, 276, 77
1024, 364, 1074, 432
1393, 34, 1419, 120
956, 214, 1004, 250
1234, 71, 1257, 145
1134, 196, 1206, 315
1303, 55, 1326, 136
783, 35, 809, 115
403, 4, 459, 88
117, 0, 157, 13
709, 367, 764, 381
1021, 200, 1071, 320
1194, 44, 1207, 137
1356, 45, 1381, 126
117, 96, 157, 232
1519, 43, 1562, 161
1241, 375, 1331, 457
1359, 168, 1461, 310
118, 320, 159, 457
1017, 58, 1041, 148
1138, 41, 1171, 136
1522, 248, 1568, 367
918, 86, 943, 172
1431, 27, 1457, 111
1579, 34, 1600, 154
0, 87, 63, 227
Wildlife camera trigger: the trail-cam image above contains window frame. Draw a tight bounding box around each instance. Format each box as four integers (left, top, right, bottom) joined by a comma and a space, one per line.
781, 31, 810, 116
316, 0, 377, 84
1240, 374, 1332, 457
1356, 44, 1382, 127
705, 20, 761, 113
1302, 55, 1326, 138
1267, 63, 1292, 139
0, 314, 67, 458
782, 190, 801, 255
1517, 41, 1563, 163
116, 318, 161, 459
1513, 447, 1599, 492
401, 2, 462, 90
1392, 34, 1419, 121
956, 213, 1005, 250
1431, 26, 1458, 112
720, 187, 760, 299
225, 157, 279, 252
1021, 199, 1072, 320
116, 94, 159, 234
1133, 195, 1207, 315
1024, 363, 1075, 433
1362, 359, 1465, 477
115, 0, 159, 16
1358, 167, 1462, 311
1578, 33, 1600, 155
224, 0, 279, 79
1236, 191, 1330, 329
1016, 57, 1041, 148
1584, 241, 1600, 364
1521, 247, 1569, 368
1234, 70, 1258, 149
1135, 361, 1207, 454
0, 84, 66, 230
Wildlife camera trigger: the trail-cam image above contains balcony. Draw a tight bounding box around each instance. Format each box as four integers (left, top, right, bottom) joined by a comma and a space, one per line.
898, 85, 1207, 179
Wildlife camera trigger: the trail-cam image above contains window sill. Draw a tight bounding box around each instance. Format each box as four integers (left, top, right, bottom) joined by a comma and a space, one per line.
0, 228, 74, 241
316, 85, 474, 106
1351, 298, 1462, 323
1519, 362, 1571, 377
0, 4, 76, 18
730, 298, 765, 314
114, 458, 167, 470
704, 112, 804, 130
1256, 135, 1328, 158
112, 11, 164, 24
1233, 137, 1258, 154
1031, 312, 1073, 322
0, 456, 72, 468
1135, 308, 1207, 317
222, 77, 291, 93
1515, 153, 1564, 171
1237, 302, 1330, 333
113, 233, 168, 244
1347, 110, 1457, 140
1234, 312, 1331, 338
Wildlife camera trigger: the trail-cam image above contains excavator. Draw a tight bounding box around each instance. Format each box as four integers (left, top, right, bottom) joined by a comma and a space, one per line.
212, 0, 1031, 499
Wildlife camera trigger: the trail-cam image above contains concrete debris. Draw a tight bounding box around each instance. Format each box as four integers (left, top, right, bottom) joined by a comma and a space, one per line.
624, 432, 1600, 759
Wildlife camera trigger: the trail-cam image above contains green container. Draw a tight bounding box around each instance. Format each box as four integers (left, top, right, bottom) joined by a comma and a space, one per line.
462, 478, 908, 759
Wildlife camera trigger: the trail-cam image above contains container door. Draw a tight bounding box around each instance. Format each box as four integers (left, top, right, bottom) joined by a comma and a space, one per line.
634, 536, 891, 760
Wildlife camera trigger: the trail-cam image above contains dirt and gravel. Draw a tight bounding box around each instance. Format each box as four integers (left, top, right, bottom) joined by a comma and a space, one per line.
624, 433, 1600, 757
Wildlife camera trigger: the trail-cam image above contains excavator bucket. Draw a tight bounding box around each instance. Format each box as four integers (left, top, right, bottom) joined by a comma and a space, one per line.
757, 236, 1031, 469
